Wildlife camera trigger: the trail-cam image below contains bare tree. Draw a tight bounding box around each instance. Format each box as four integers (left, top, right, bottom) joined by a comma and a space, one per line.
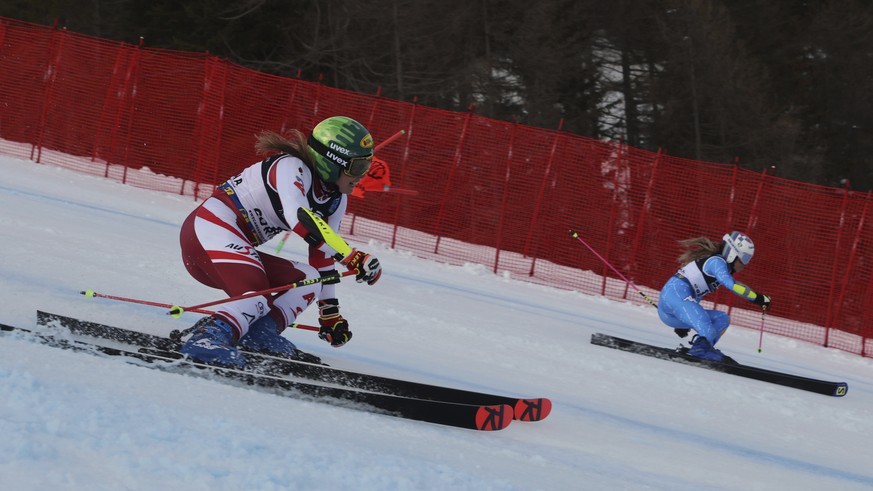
801, 1, 873, 189
648, 0, 788, 169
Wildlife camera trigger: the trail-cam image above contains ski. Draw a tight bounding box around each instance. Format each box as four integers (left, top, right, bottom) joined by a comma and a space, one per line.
35, 311, 551, 422
1, 322, 512, 431
590, 333, 848, 397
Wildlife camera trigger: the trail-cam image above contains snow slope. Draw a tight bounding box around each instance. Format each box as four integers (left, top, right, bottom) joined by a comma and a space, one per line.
1, 151, 872, 491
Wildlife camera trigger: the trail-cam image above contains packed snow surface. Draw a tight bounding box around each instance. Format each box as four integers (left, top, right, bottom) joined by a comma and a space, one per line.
1, 151, 872, 491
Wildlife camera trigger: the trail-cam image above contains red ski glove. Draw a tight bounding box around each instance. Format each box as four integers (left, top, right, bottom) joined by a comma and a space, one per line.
340, 248, 382, 285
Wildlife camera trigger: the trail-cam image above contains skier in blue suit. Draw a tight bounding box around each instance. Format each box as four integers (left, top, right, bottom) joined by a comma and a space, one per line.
658, 232, 771, 362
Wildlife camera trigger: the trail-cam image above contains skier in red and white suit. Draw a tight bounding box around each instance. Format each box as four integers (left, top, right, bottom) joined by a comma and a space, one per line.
178, 116, 382, 367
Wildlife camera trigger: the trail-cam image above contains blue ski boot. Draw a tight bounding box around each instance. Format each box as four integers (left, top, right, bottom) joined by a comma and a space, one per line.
238, 314, 298, 358
686, 336, 725, 362
180, 318, 245, 368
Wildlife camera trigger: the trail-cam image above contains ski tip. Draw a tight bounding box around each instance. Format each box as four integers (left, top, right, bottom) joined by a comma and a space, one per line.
834, 383, 848, 397
513, 398, 552, 422
474, 404, 514, 431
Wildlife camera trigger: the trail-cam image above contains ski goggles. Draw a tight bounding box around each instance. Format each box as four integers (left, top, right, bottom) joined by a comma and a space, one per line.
344, 155, 373, 178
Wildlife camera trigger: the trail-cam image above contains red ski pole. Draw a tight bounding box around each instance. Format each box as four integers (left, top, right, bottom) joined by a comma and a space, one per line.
167, 269, 357, 317
569, 229, 659, 308
81, 289, 213, 315
81, 289, 320, 332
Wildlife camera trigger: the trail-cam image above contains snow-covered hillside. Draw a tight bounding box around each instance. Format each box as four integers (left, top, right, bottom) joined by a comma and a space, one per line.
1, 151, 872, 491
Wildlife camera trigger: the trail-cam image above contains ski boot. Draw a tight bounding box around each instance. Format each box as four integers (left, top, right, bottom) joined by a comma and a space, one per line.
179, 317, 245, 368
238, 315, 298, 358
686, 336, 725, 362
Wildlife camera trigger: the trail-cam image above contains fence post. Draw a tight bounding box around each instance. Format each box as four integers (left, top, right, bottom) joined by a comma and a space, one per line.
601, 141, 625, 297
724, 164, 739, 230
624, 148, 661, 301
859, 192, 873, 356
493, 118, 518, 273
744, 167, 767, 233
32, 22, 66, 164
279, 69, 302, 134
824, 187, 851, 342
92, 39, 126, 169
118, 39, 145, 187
390, 97, 418, 249
525, 118, 564, 276
349, 85, 384, 236
713, 165, 740, 309
310, 73, 325, 126
192, 55, 228, 199
434, 105, 474, 254
831, 190, 870, 348
95, 38, 143, 180
366, 86, 382, 128
729, 166, 768, 313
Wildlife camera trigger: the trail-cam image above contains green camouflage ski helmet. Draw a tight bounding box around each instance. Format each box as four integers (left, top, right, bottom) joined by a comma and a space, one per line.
307, 116, 374, 183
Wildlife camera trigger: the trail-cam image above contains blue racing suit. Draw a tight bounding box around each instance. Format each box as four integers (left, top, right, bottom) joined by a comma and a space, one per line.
657, 255, 763, 344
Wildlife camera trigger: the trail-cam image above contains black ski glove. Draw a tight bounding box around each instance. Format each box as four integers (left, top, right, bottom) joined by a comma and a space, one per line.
318, 299, 352, 347
753, 293, 772, 311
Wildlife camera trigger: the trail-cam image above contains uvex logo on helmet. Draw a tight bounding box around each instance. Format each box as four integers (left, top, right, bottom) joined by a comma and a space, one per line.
329, 142, 353, 156
326, 151, 347, 165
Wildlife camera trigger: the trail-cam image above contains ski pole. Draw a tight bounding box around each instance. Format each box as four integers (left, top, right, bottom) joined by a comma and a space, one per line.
166, 269, 357, 317
81, 288, 322, 333
274, 231, 293, 254
276, 129, 407, 254
568, 229, 659, 308
81, 289, 213, 315
757, 309, 767, 353
83, 270, 353, 318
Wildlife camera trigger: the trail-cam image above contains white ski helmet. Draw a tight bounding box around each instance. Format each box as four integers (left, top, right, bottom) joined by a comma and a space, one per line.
722, 231, 755, 265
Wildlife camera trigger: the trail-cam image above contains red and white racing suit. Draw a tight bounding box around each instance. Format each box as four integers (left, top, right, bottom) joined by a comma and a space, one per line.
179, 153, 345, 340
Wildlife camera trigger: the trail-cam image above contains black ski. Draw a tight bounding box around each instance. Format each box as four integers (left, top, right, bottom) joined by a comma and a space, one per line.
35, 311, 551, 422
1, 322, 513, 431
591, 333, 848, 397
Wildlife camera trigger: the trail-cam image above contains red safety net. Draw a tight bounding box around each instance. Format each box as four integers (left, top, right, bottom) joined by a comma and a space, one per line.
1, 18, 871, 357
